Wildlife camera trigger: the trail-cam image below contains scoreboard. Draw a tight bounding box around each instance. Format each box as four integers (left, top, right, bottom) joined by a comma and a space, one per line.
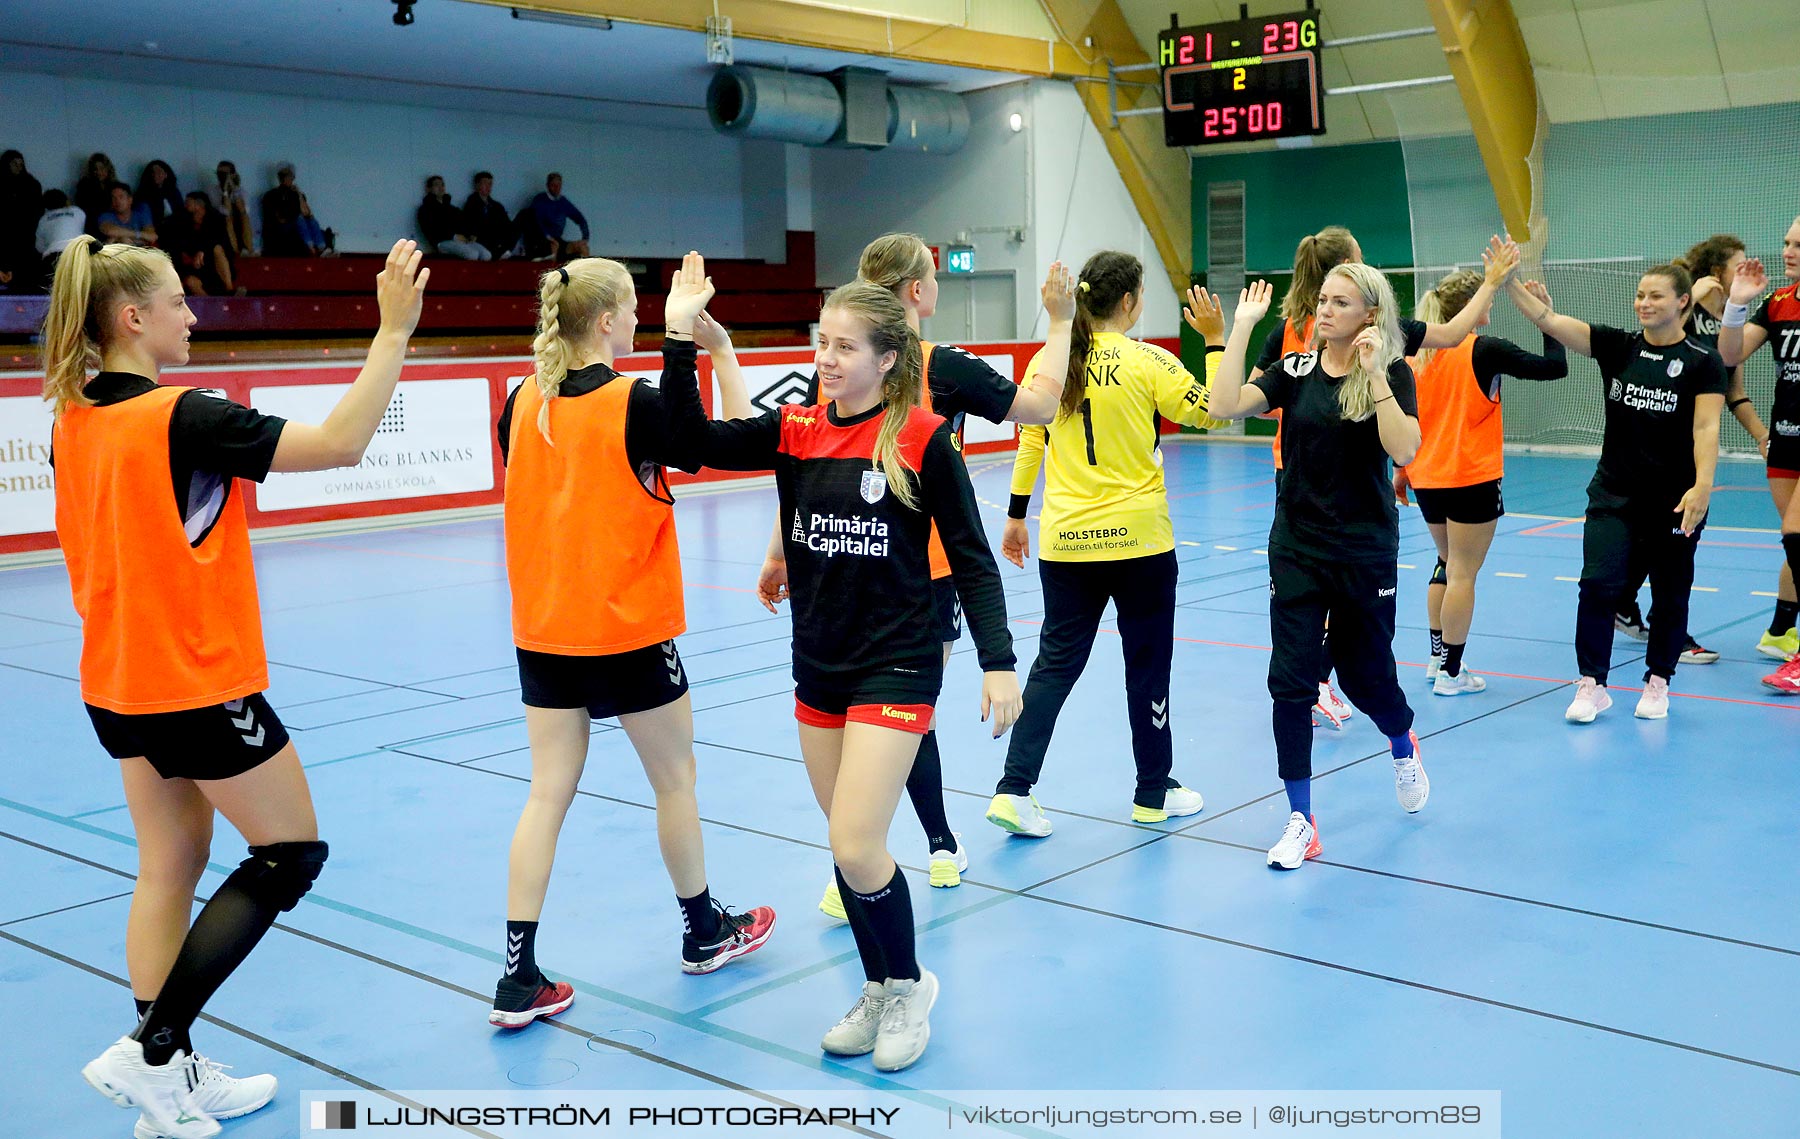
1158, 9, 1326, 147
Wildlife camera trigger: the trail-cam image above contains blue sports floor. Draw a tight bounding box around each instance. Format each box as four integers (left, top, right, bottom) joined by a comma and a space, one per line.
1, 443, 1795, 1138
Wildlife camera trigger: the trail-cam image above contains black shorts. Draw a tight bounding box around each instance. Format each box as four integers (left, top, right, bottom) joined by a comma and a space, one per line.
1767, 435, 1800, 480
933, 577, 963, 643
517, 640, 689, 719
86, 693, 290, 781
1413, 480, 1504, 525
793, 657, 942, 732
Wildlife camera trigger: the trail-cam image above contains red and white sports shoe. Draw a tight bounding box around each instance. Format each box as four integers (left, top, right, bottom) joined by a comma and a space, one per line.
1313, 681, 1353, 730
489, 975, 574, 1029
1762, 656, 1800, 696
681, 904, 776, 975
1267, 812, 1322, 870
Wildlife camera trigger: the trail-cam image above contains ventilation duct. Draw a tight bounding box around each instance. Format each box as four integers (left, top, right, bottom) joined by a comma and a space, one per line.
706, 65, 969, 153
886, 86, 971, 154
706, 66, 843, 146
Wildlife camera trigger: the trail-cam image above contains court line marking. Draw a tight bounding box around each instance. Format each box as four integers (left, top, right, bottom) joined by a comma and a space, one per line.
0, 825, 1056, 1139
0, 922, 503, 1139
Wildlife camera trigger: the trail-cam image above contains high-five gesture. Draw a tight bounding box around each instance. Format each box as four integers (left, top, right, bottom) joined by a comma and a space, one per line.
376, 239, 430, 337
1182, 285, 1225, 344
1729, 257, 1768, 307
1235, 279, 1274, 327
1482, 235, 1520, 288
1041, 261, 1076, 322
664, 250, 715, 336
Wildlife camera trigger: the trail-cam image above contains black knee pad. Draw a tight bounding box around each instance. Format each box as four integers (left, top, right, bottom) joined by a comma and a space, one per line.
242, 841, 328, 912
1784, 533, 1800, 567
1429, 558, 1448, 586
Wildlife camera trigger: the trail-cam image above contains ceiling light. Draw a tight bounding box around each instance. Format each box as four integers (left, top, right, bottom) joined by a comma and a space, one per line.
511, 8, 614, 30
1008, 112, 1024, 132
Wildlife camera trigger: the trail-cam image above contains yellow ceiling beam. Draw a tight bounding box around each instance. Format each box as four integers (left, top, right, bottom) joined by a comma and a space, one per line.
493, 0, 1091, 76
1425, 0, 1541, 244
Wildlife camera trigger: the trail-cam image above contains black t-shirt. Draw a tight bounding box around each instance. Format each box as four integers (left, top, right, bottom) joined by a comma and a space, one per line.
803, 342, 1018, 434
1469, 332, 1568, 399
63, 373, 287, 545
1253, 352, 1418, 563
1586, 325, 1729, 510
669, 387, 1015, 678
1255, 317, 1428, 374
497, 340, 705, 480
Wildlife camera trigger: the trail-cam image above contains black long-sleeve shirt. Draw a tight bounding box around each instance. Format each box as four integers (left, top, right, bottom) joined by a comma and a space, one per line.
663, 363, 1014, 677
1468, 332, 1567, 398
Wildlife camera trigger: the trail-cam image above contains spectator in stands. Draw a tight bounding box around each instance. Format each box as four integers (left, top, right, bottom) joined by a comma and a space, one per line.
210, 160, 256, 258
261, 164, 331, 257
135, 160, 184, 228
98, 183, 158, 247
74, 152, 118, 236
463, 171, 514, 259
36, 189, 85, 287
162, 191, 239, 295
0, 150, 44, 292
530, 172, 589, 261
418, 175, 491, 260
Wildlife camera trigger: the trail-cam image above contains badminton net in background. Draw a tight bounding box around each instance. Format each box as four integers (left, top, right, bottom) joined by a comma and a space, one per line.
1384, 86, 1796, 459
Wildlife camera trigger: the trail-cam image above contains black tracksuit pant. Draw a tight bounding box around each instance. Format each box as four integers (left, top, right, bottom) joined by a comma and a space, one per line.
1576, 504, 1703, 684
1268, 548, 1414, 782
996, 551, 1179, 809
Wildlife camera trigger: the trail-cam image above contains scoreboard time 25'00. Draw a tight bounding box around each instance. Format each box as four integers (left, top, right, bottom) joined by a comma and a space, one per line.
1158, 9, 1326, 147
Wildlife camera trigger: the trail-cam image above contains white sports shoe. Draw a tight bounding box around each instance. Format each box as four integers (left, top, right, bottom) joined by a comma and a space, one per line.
1131, 784, 1204, 824
1424, 654, 1443, 683
83, 1037, 220, 1139
1432, 668, 1487, 697
1267, 811, 1321, 869
927, 833, 969, 888
985, 793, 1053, 838
820, 981, 889, 1056
872, 970, 939, 1072
185, 1053, 276, 1120
1634, 676, 1670, 719
1393, 733, 1429, 813
1314, 681, 1353, 729
1564, 677, 1612, 724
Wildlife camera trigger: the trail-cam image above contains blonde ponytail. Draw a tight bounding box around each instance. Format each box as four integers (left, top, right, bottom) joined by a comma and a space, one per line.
857, 233, 934, 297
529, 258, 633, 443
1317, 263, 1403, 423
823, 281, 923, 510
42, 237, 170, 417
1280, 225, 1358, 326
1411, 268, 1481, 373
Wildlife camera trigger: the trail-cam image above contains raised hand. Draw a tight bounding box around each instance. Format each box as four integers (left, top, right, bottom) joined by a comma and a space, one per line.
1482, 235, 1520, 287
1517, 278, 1555, 321
1730, 258, 1768, 307
1235, 279, 1274, 326
1041, 261, 1076, 322
1352, 325, 1380, 369
664, 250, 716, 334
1182, 285, 1225, 342
691, 310, 731, 355
375, 239, 429, 336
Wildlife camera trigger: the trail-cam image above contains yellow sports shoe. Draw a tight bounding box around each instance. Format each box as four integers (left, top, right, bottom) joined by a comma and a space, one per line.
927, 833, 967, 888
817, 875, 848, 924
985, 793, 1052, 837
1131, 785, 1204, 825
1757, 627, 1798, 661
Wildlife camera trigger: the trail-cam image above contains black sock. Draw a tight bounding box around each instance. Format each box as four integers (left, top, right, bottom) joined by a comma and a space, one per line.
1783, 536, 1800, 620
505, 920, 540, 984
132, 845, 315, 1066
1429, 629, 1444, 660
1443, 642, 1465, 677
904, 731, 955, 854
845, 866, 918, 982
1773, 598, 1800, 637
833, 866, 887, 983
131, 998, 189, 1056
678, 889, 721, 944
134, 997, 152, 1019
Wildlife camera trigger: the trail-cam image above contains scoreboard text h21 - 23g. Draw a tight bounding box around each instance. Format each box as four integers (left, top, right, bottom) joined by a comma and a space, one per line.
1158, 8, 1326, 148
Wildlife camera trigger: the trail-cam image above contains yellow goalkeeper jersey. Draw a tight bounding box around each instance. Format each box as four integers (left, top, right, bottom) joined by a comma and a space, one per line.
1010, 332, 1225, 562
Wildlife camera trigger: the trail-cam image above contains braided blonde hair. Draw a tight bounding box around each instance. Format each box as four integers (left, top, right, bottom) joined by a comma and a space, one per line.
42, 238, 171, 417
822, 282, 924, 510
1412, 268, 1482, 373
530, 258, 632, 442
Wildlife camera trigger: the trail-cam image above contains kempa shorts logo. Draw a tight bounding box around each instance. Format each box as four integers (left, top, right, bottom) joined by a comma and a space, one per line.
311, 1100, 356, 1129
879, 705, 919, 724
1377, 586, 1396, 598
